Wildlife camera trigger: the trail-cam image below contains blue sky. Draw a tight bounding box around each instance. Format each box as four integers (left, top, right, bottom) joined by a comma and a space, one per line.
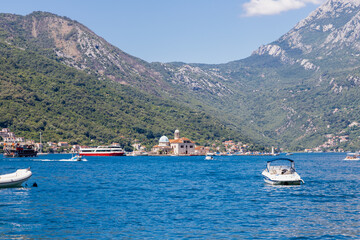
1, 0, 326, 64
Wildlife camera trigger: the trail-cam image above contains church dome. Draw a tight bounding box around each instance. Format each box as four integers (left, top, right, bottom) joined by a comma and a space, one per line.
159, 136, 170, 146
159, 136, 169, 143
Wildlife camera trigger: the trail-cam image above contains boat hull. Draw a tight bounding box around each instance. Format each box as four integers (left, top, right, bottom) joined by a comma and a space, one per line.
0, 169, 32, 188
262, 170, 304, 185
344, 157, 360, 161
263, 176, 303, 185
4, 150, 37, 157
344, 152, 360, 160
70, 155, 83, 161
79, 152, 125, 157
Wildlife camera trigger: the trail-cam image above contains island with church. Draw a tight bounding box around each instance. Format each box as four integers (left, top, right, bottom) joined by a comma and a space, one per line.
151, 129, 198, 156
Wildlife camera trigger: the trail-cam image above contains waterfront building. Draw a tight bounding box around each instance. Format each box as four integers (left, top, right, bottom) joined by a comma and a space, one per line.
58, 142, 69, 147
3, 136, 25, 143
0, 128, 13, 138
0, 128, 19, 143
194, 146, 207, 155
169, 135, 195, 155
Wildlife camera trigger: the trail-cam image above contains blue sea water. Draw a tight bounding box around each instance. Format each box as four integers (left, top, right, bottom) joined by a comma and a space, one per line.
0, 153, 359, 239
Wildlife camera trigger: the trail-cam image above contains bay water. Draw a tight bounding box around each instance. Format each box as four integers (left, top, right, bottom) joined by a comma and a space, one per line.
0, 153, 359, 239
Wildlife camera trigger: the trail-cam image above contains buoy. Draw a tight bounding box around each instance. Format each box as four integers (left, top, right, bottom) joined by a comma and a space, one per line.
32, 182, 38, 187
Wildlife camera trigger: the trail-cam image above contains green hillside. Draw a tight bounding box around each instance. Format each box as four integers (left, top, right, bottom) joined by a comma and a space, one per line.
0, 41, 254, 150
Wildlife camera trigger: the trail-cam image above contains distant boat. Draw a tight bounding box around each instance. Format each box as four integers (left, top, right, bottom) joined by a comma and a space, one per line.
79, 145, 125, 156
3, 143, 37, 157
37, 152, 48, 155
262, 158, 304, 185
205, 153, 214, 160
344, 152, 360, 161
128, 151, 148, 156
286, 153, 293, 156
70, 153, 83, 161
0, 168, 32, 188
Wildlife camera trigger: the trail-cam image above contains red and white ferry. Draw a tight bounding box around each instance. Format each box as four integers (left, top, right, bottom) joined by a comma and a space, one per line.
79, 145, 125, 156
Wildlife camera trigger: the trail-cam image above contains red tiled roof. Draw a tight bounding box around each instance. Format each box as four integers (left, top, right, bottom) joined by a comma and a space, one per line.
169, 137, 194, 144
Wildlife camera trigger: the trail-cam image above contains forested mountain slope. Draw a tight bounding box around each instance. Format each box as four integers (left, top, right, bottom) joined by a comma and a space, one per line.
0, 41, 253, 149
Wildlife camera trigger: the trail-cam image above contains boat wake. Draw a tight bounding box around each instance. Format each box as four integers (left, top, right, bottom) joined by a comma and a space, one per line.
60, 158, 87, 162
35, 158, 88, 162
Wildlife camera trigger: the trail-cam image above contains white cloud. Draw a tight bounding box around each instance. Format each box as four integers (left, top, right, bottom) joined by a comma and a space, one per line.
242, 0, 325, 17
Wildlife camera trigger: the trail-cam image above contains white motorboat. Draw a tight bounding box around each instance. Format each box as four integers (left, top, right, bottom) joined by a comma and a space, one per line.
70, 153, 83, 161
0, 168, 32, 188
344, 152, 360, 161
262, 158, 304, 185
128, 151, 149, 156
205, 153, 214, 160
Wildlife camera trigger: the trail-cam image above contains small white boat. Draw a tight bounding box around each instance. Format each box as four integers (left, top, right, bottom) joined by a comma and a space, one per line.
37, 152, 48, 156
262, 158, 304, 185
205, 153, 214, 160
0, 168, 32, 188
70, 154, 83, 161
344, 152, 360, 161
128, 151, 149, 156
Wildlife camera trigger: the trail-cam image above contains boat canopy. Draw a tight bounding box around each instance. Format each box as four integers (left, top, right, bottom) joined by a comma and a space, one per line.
267, 158, 294, 163
266, 158, 295, 171
346, 152, 359, 156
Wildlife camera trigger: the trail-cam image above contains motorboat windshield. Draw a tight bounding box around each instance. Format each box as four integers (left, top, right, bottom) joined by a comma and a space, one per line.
266, 158, 295, 172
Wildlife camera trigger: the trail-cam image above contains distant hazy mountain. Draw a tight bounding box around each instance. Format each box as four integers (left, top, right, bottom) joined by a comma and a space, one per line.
1, 0, 360, 150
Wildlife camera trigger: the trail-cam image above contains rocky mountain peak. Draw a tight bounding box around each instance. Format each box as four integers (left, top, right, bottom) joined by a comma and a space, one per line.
252, 0, 360, 70
294, 0, 360, 30
0, 11, 235, 98
0, 11, 170, 93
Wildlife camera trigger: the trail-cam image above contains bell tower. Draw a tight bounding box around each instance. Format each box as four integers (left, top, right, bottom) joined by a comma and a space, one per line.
174, 129, 180, 140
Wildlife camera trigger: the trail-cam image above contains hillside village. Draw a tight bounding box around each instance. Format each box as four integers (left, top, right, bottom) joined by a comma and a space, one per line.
0, 127, 350, 155
0, 128, 270, 155
0, 128, 253, 155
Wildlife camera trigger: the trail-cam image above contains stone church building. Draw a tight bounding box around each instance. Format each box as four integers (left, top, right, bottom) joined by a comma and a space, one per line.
152, 130, 195, 155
